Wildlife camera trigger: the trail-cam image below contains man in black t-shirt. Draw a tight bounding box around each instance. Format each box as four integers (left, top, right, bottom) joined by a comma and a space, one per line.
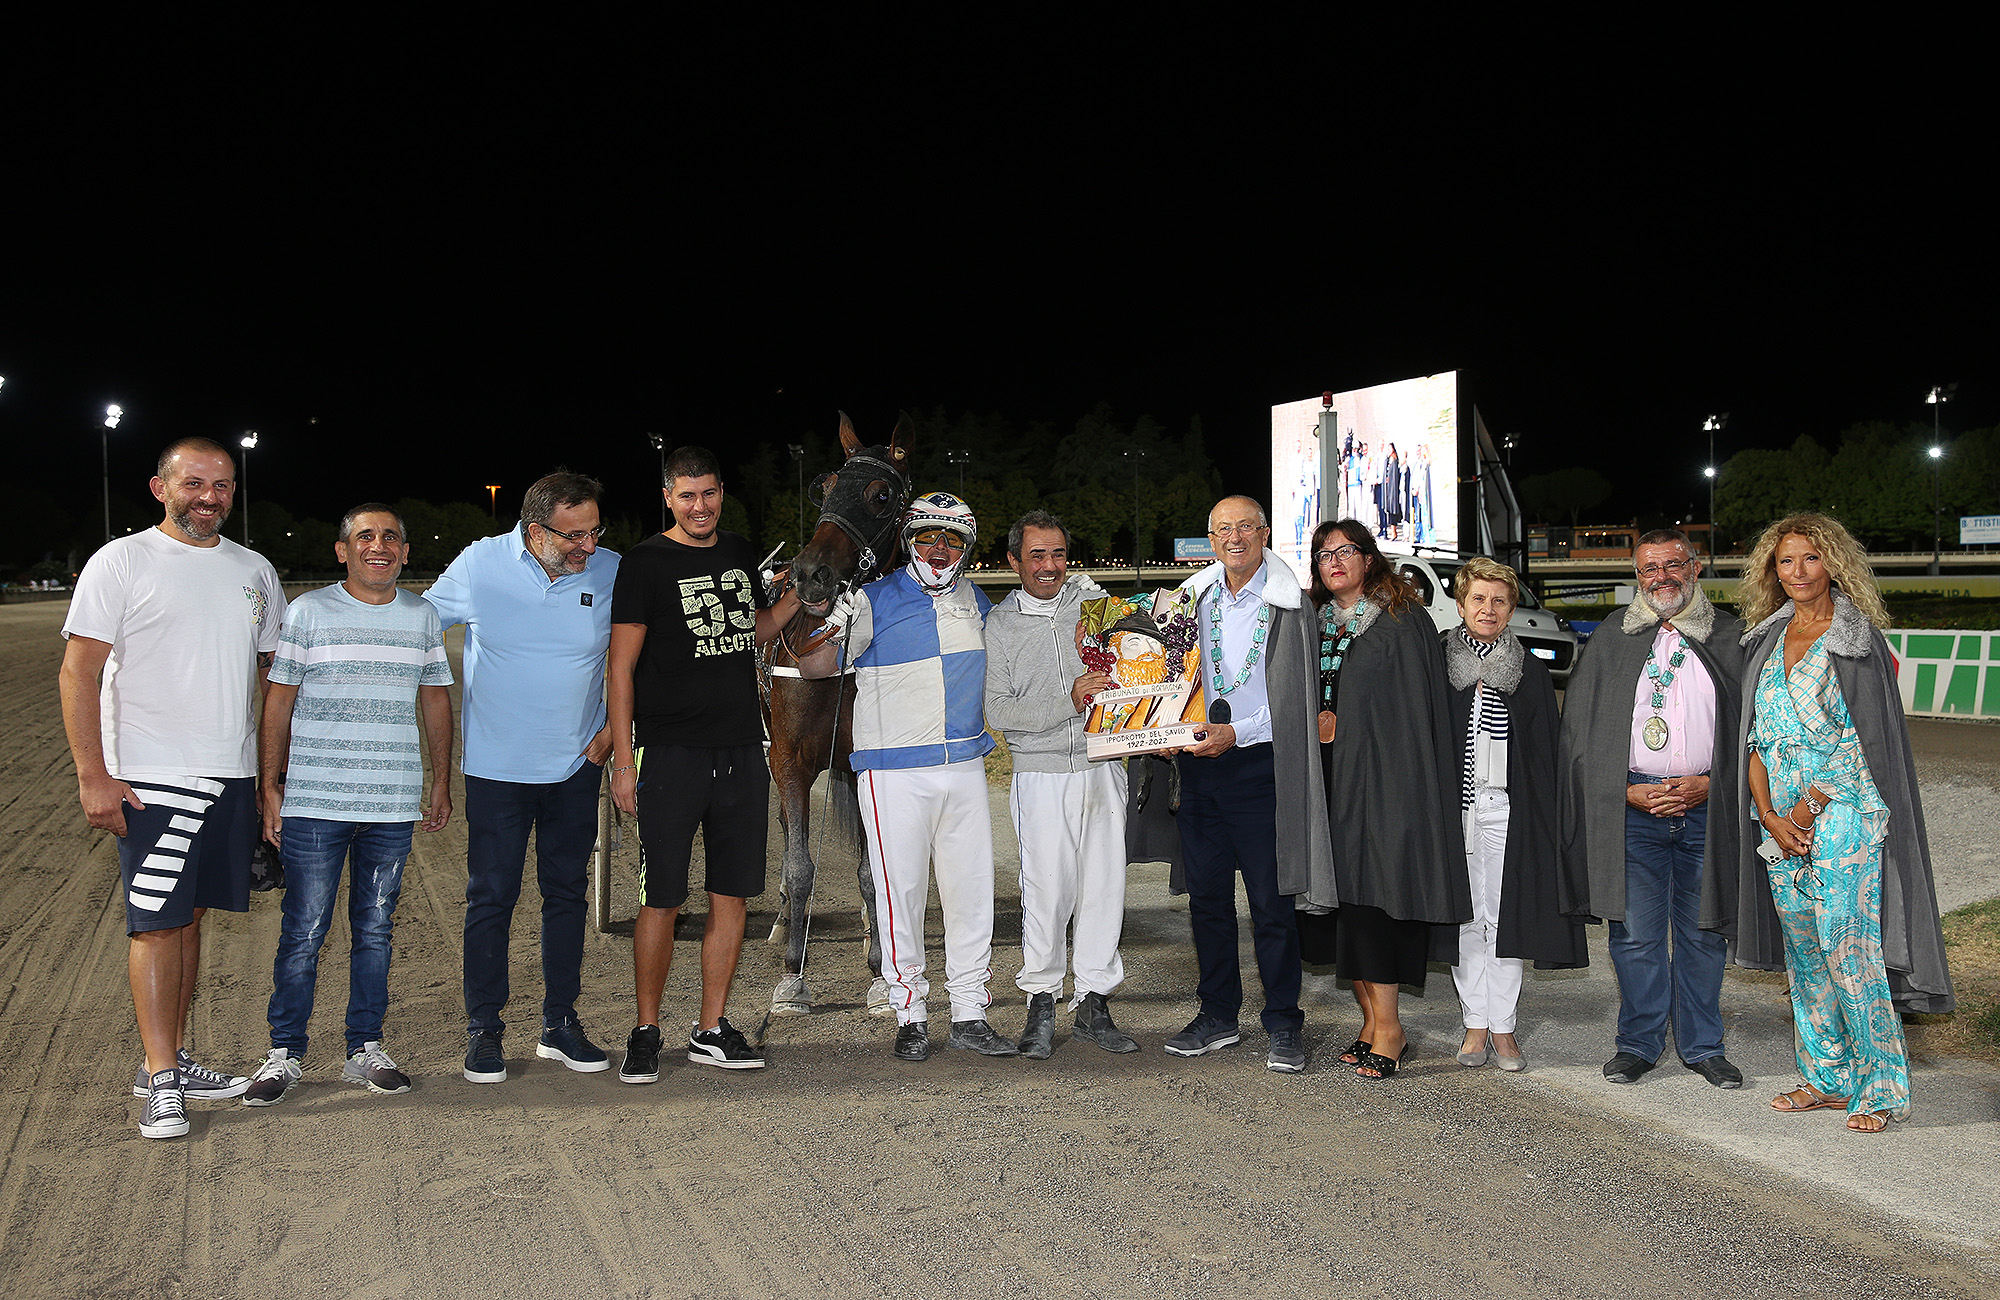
608, 446, 798, 1078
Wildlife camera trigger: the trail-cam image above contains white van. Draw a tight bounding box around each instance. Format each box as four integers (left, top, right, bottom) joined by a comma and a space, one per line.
1392, 554, 1580, 685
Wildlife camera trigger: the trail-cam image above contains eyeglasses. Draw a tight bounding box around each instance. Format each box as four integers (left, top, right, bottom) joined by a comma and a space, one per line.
1209, 521, 1266, 537
1636, 558, 1692, 580
1315, 545, 1361, 563
910, 528, 968, 552
534, 522, 608, 543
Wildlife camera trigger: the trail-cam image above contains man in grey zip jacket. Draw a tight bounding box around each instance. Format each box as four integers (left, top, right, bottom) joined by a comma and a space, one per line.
984, 511, 1137, 1058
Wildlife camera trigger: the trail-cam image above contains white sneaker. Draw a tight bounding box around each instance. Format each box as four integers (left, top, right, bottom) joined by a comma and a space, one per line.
242, 1049, 304, 1107
138, 1068, 189, 1139
342, 1042, 412, 1094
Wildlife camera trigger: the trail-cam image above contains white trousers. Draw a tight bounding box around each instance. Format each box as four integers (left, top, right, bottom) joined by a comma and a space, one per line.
1453, 787, 1524, 1033
1011, 763, 1129, 1002
859, 761, 996, 1026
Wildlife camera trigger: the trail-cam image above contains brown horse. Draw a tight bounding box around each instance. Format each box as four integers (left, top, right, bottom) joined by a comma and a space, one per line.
759, 412, 914, 1023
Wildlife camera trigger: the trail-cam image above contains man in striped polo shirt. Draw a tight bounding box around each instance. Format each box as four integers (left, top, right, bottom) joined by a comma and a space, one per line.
242, 504, 454, 1104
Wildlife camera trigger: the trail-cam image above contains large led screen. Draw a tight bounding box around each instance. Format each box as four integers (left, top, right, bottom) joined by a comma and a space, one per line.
1270, 371, 1460, 575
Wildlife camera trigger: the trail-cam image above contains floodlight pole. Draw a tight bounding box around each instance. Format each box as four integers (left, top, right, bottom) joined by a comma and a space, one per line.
239, 431, 260, 546
788, 444, 805, 545
485, 485, 501, 521
1927, 384, 1955, 576
1703, 413, 1728, 557
102, 404, 124, 545
948, 448, 970, 496
647, 432, 667, 533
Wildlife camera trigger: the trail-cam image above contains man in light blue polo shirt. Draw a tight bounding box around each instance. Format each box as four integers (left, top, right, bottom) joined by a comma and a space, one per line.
425, 470, 620, 1084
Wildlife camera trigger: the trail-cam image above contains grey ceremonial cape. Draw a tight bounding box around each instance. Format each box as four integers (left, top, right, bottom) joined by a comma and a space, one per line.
1318, 599, 1469, 955
1731, 594, 1956, 1014
1155, 550, 1334, 903
1557, 586, 1748, 932
1445, 631, 1587, 968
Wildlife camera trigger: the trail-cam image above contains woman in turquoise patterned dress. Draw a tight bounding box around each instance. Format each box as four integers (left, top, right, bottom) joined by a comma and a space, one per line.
1737, 513, 1954, 1133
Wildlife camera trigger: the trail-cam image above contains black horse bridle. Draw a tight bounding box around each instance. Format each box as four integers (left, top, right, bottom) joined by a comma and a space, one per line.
813, 444, 911, 589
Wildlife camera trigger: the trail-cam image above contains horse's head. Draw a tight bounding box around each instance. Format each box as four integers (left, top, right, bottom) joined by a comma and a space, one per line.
792, 410, 914, 615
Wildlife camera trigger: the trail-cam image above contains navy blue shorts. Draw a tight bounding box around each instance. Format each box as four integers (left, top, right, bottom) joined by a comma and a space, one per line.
634, 744, 769, 909
116, 776, 257, 934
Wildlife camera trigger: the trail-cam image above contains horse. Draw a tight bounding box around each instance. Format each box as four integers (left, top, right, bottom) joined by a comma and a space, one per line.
758, 411, 915, 1027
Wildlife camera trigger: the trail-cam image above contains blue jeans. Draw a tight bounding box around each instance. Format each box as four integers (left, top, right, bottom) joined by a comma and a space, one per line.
463, 763, 601, 1034
268, 817, 414, 1058
1175, 745, 1303, 1033
1609, 776, 1727, 1064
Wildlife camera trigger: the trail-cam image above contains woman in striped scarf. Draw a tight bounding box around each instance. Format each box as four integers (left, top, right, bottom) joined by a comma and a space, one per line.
1443, 557, 1585, 1072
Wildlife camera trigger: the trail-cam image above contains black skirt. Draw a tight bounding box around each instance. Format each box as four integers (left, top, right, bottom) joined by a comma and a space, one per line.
1332, 903, 1431, 988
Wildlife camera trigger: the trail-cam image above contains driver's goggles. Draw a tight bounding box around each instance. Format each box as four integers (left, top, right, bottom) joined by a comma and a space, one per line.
910, 528, 969, 552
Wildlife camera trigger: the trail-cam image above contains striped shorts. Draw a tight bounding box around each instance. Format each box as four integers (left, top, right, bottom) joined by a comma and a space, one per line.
116, 776, 256, 934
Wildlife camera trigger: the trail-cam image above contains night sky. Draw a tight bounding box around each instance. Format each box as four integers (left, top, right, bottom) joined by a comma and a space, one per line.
5, 16, 1991, 544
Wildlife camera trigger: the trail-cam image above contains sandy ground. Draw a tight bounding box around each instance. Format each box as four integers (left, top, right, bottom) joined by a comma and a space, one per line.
3, 597, 1999, 1300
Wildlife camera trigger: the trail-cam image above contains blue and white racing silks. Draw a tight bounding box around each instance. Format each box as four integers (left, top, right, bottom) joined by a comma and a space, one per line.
846, 569, 996, 771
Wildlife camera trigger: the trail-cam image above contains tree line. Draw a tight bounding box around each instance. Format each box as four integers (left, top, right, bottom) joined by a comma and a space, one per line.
13, 405, 1224, 582
1514, 421, 2000, 555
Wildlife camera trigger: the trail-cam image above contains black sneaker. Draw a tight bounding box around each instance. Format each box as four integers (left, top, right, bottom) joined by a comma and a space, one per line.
463, 1030, 507, 1084
1163, 1012, 1241, 1057
1266, 1028, 1308, 1073
621, 1025, 663, 1084
948, 1019, 1020, 1056
688, 1018, 766, 1070
536, 1017, 610, 1073
894, 1022, 929, 1062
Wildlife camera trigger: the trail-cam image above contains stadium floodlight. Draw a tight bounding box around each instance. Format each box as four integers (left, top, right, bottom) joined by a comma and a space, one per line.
1927, 386, 1954, 575
1702, 414, 1728, 549
239, 432, 260, 545
102, 403, 126, 544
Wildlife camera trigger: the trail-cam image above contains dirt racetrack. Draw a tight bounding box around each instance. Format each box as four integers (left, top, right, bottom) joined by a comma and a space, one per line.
2, 597, 1998, 1300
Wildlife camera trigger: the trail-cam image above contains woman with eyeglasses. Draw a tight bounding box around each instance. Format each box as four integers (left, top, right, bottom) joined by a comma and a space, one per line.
1734, 514, 1954, 1133
1305, 520, 1467, 1080
1442, 558, 1585, 1073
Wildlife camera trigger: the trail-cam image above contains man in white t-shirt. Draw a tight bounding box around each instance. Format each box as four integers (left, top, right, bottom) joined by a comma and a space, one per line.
60, 437, 286, 1139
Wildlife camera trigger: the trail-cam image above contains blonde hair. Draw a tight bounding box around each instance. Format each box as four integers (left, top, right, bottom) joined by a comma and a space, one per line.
1455, 556, 1522, 610
1736, 513, 1890, 628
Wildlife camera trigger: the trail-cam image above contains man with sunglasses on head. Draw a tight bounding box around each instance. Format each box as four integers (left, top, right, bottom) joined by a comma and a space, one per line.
606, 446, 800, 1080
843, 491, 1017, 1062
1559, 528, 1748, 1091
425, 470, 620, 1084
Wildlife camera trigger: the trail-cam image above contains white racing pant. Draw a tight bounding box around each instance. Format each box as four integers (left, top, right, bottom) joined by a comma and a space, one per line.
859, 760, 996, 1026
1453, 787, 1524, 1033
1011, 763, 1129, 1002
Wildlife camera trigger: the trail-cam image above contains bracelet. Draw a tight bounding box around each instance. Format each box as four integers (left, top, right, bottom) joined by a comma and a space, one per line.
1786, 812, 1812, 831
1803, 789, 1825, 816
1755, 808, 1774, 824
611, 764, 635, 775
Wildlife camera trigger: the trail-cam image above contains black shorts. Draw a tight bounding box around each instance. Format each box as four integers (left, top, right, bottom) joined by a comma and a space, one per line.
116, 776, 257, 934
634, 744, 769, 909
